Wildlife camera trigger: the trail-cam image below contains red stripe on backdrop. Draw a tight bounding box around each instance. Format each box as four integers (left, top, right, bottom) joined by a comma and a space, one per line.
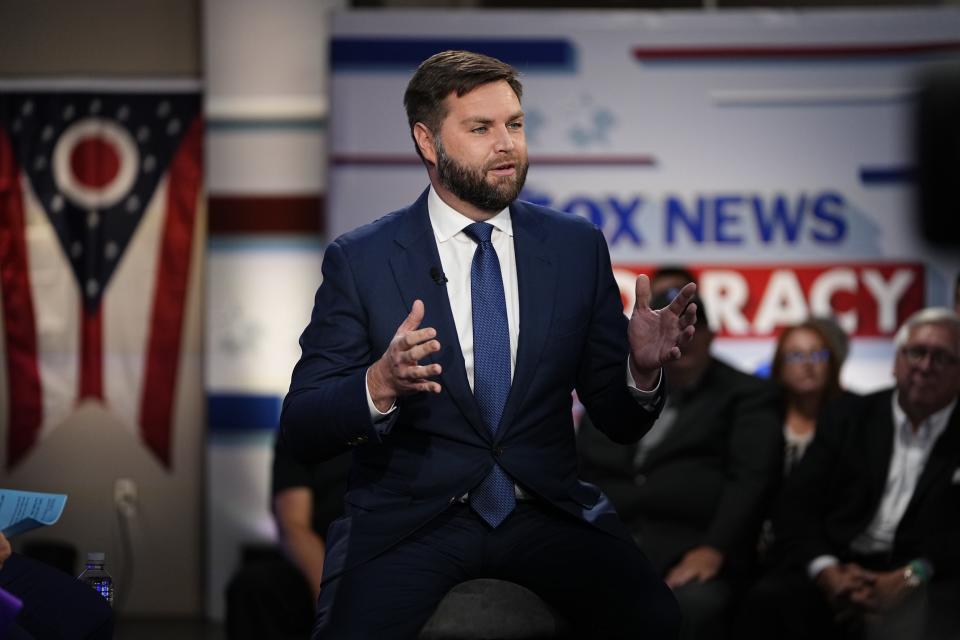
632, 41, 960, 60
208, 195, 323, 235
0, 129, 43, 469
78, 306, 103, 399
139, 116, 203, 468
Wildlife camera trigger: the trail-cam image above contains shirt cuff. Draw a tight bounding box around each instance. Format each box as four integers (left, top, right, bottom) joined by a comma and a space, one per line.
626, 358, 662, 410
807, 555, 840, 580
626, 356, 662, 396
365, 367, 397, 426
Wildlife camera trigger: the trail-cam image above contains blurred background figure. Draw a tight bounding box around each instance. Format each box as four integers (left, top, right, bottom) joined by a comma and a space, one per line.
755, 317, 853, 567
651, 265, 698, 299
738, 307, 960, 640
579, 291, 782, 640
770, 318, 847, 474
225, 437, 350, 640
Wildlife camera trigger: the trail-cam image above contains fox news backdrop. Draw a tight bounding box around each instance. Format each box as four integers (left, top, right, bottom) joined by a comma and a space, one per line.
326, 7, 960, 391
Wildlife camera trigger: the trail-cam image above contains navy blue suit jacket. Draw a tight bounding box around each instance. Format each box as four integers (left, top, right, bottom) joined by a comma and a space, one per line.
281, 189, 663, 577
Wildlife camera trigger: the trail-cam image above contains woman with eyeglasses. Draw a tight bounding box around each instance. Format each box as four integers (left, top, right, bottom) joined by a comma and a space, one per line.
770, 319, 846, 474
753, 319, 850, 566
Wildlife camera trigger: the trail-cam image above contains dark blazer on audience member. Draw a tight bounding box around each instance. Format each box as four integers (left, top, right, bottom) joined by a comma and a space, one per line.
579, 357, 783, 575
774, 389, 960, 583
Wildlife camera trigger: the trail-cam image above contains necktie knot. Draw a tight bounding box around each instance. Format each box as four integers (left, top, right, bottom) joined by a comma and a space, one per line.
464, 222, 494, 246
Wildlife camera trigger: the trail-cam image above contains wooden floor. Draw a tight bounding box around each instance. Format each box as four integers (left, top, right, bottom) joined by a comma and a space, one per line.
114, 617, 226, 640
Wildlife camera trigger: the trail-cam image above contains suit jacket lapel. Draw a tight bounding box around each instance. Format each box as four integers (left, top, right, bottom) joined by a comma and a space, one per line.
388, 190, 486, 437
497, 202, 556, 440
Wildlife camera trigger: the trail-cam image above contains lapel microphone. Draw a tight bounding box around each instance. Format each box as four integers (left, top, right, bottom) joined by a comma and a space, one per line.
430, 267, 448, 285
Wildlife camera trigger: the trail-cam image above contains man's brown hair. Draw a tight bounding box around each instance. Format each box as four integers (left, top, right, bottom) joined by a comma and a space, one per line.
403, 50, 523, 161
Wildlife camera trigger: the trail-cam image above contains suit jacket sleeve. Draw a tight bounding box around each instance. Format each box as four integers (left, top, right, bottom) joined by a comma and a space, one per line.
280, 239, 396, 462
575, 227, 663, 444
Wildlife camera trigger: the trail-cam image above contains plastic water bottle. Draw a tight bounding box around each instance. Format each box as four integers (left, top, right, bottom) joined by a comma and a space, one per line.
78, 552, 114, 606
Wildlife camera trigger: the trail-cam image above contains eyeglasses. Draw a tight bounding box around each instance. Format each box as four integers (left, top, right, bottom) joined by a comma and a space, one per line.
783, 349, 830, 365
901, 345, 960, 368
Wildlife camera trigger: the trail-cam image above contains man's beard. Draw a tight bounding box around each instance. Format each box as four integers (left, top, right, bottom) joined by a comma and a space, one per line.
434, 137, 528, 213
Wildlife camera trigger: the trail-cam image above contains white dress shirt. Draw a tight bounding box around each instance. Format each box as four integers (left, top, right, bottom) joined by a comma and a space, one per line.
807, 394, 957, 579
366, 186, 658, 419
427, 187, 519, 390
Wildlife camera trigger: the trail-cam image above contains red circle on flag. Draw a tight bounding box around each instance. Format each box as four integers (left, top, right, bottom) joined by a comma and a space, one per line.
70, 137, 120, 189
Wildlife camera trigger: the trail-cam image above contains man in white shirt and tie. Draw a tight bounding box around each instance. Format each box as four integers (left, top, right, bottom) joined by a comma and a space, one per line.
282, 50, 699, 639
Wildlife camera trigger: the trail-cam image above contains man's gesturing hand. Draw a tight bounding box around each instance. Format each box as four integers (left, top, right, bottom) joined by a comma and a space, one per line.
367, 300, 443, 412
627, 276, 698, 389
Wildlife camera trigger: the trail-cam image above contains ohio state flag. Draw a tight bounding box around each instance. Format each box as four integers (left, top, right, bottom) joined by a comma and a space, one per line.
0, 86, 203, 469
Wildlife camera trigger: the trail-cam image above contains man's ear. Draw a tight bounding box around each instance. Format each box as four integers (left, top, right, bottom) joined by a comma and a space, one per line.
413, 122, 437, 165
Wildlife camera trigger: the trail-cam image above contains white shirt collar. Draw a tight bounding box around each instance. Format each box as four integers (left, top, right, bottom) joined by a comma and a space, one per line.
427, 185, 513, 243
892, 391, 957, 442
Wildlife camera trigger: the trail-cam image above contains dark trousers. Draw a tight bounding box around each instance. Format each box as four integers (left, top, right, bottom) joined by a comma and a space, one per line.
672, 578, 734, 640
225, 557, 315, 640
0, 553, 114, 639
735, 567, 842, 640
313, 502, 680, 640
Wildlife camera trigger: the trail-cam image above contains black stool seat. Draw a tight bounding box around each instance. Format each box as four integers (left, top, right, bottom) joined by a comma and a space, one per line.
419, 578, 569, 640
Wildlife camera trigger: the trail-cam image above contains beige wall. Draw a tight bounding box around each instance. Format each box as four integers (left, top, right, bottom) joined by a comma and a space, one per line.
0, 0, 204, 616
0, 0, 200, 77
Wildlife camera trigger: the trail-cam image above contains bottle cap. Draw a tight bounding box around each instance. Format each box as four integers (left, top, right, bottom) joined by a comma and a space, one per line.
87, 551, 105, 562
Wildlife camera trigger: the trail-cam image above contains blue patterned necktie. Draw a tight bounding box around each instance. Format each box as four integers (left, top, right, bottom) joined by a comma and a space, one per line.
463, 222, 516, 528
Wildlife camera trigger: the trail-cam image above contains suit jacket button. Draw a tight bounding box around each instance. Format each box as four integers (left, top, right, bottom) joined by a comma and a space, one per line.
493, 446, 504, 457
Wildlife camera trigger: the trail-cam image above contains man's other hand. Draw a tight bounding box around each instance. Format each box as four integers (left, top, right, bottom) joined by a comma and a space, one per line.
628, 276, 698, 388
367, 300, 443, 412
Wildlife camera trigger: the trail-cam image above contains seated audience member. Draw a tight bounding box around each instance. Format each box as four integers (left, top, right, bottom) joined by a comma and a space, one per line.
755, 318, 853, 563
737, 307, 960, 640
651, 265, 697, 298
226, 435, 351, 640
578, 292, 782, 640
0, 532, 113, 639
771, 319, 846, 474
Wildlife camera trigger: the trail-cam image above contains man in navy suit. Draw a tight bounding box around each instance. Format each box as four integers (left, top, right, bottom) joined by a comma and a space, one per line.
281, 50, 698, 639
